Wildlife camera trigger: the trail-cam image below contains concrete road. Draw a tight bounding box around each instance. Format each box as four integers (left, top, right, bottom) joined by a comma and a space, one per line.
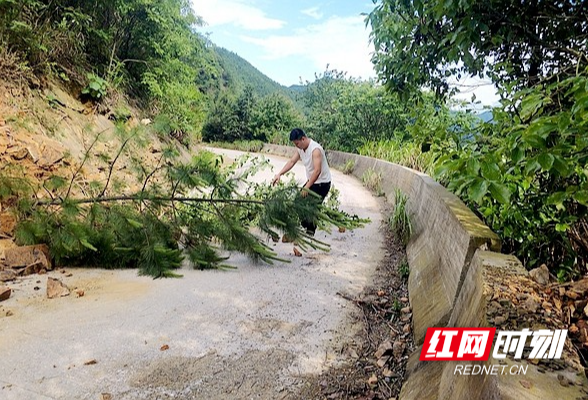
0, 149, 383, 400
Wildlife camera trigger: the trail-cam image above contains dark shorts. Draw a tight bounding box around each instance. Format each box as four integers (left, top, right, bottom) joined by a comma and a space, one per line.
302, 182, 331, 235
309, 182, 331, 200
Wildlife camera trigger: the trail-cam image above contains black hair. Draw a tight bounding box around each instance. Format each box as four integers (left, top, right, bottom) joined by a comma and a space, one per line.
289, 128, 306, 141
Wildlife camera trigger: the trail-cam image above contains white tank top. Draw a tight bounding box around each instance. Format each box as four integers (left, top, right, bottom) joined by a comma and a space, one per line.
297, 139, 331, 184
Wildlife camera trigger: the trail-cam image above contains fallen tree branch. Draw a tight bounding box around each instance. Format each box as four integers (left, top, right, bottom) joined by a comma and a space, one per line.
35, 195, 265, 207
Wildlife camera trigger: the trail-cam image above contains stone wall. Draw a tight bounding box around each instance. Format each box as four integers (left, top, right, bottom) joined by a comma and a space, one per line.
261, 144, 587, 400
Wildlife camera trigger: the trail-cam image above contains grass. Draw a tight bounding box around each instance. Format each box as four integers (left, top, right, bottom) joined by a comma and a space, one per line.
207, 140, 265, 153
358, 139, 435, 175
361, 168, 384, 196
398, 258, 410, 280
342, 159, 356, 175
389, 188, 412, 246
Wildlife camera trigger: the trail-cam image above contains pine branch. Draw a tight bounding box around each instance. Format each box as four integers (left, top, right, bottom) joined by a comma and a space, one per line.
12, 143, 370, 278
99, 132, 136, 197
34, 195, 265, 206
65, 129, 108, 200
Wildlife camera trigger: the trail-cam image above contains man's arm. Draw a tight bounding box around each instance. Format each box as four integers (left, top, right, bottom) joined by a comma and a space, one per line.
301, 149, 322, 196
272, 151, 300, 185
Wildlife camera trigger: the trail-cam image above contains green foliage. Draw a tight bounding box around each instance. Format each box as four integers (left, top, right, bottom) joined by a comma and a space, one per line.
202, 91, 240, 142
429, 73, 588, 279
324, 185, 341, 209
361, 168, 383, 197
112, 106, 132, 123
367, 0, 588, 95
201, 87, 257, 143
389, 189, 412, 246
213, 46, 296, 100
367, 0, 588, 280
359, 140, 435, 174
203, 87, 303, 144
0, 0, 89, 76
82, 73, 108, 100
298, 68, 480, 158
16, 204, 183, 278
392, 299, 402, 312
250, 93, 303, 142
0, 0, 215, 142
0, 165, 34, 202
301, 69, 409, 152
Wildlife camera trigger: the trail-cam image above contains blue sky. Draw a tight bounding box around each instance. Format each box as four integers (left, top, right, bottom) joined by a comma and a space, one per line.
192, 0, 376, 86
191, 0, 499, 105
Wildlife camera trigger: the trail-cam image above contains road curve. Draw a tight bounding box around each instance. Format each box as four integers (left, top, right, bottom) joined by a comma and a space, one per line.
0, 149, 383, 400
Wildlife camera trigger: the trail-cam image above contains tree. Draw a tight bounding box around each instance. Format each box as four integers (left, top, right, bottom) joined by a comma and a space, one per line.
5, 138, 367, 278
234, 85, 257, 140
201, 87, 259, 143
0, 0, 219, 143
202, 91, 240, 142
301, 68, 413, 152
367, 0, 588, 96
302, 68, 349, 148
334, 82, 408, 151
367, 0, 588, 279
250, 93, 303, 143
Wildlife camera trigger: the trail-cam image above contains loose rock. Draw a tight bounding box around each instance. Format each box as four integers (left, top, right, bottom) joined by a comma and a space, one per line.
0, 285, 11, 301
4, 244, 51, 271
0, 214, 16, 236
375, 341, 393, 359
47, 277, 70, 299
392, 341, 405, 360
0, 270, 16, 282
529, 264, 550, 285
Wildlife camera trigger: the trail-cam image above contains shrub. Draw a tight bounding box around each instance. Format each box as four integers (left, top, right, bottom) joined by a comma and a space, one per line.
82, 73, 108, 101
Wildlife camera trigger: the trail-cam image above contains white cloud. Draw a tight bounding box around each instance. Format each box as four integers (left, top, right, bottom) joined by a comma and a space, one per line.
449, 76, 501, 106
193, 0, 285, 31
241, 16, 375, 81
301, 6, 323, 20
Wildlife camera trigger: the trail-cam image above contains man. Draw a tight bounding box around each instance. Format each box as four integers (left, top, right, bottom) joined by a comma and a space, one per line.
272, 128, 332, 236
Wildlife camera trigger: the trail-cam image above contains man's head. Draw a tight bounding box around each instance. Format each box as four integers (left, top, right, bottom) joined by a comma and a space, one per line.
289, 128, 309, 150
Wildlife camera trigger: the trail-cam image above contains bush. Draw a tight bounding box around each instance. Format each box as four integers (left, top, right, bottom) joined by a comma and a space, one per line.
82, 73, 108, 101
431, 73, 588, 280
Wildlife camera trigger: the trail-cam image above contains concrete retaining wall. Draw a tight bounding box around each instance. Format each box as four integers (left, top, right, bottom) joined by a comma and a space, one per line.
260, 144, 586, 400
324, 151, 501, 345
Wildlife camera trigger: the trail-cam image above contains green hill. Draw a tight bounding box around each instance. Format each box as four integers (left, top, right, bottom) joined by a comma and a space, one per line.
213, 46, 295, 99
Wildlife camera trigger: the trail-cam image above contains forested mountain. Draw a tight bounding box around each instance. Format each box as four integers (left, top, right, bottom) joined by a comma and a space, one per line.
213, 46, 295, 100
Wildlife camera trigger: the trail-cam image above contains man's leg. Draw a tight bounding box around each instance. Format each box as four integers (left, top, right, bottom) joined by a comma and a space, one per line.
302, 182, 331, 236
